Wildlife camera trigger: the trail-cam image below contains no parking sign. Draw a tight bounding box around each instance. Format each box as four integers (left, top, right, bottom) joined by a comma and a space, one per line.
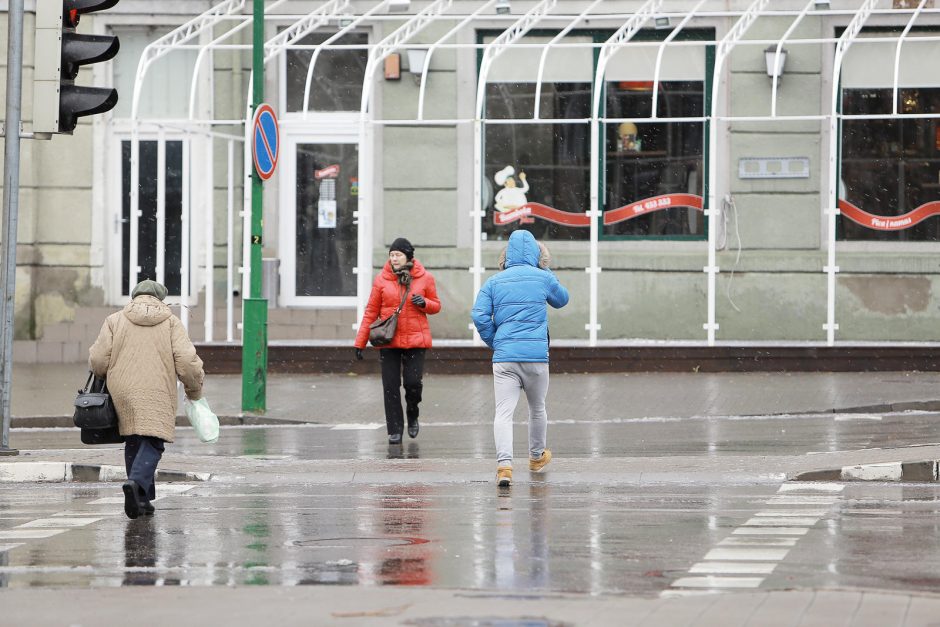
252, 103, 279, 181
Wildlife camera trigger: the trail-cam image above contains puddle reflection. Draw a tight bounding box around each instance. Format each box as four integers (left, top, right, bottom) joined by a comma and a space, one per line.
122, 518, 162, 586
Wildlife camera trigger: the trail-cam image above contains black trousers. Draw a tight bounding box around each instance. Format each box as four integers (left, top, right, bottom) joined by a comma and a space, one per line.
124, 435, 165, 502
379, 348, 426, 435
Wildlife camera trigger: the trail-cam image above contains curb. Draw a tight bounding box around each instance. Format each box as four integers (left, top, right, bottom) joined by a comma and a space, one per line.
792, 460, 940, 482
0, 461, 211, 483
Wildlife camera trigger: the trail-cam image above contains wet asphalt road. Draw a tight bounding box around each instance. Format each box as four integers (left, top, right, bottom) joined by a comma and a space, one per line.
4, 410, 940, 598
2, 478, 940, 597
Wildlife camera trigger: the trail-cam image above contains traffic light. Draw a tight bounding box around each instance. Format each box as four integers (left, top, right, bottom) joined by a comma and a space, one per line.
33, 0, 120, 134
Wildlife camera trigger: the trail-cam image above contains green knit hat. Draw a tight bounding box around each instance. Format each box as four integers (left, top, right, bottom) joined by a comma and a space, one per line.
131, 279, 168, 301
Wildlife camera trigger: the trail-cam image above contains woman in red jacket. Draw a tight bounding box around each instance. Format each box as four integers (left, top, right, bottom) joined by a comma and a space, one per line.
355, 238, 441, 444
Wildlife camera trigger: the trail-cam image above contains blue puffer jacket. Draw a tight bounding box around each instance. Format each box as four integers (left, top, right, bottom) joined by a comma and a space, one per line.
471, 230, 569, 363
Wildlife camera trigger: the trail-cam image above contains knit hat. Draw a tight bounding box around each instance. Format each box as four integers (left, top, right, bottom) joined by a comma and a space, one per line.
389, 237, 415, 261
131, 279, 168, 301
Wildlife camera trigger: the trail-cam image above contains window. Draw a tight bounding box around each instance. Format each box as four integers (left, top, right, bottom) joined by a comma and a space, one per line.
603, 80, 705, 237
479, 30, 711, 241
841, 89, 940, 241
839, 30, 940, 241
484, 82, 592, 241
285, 32, 368, 113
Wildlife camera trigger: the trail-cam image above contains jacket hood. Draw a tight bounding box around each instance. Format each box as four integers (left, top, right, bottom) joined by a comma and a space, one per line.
381, 258, 427, 280
122, 295, 172, 327
504, 230, 540, 269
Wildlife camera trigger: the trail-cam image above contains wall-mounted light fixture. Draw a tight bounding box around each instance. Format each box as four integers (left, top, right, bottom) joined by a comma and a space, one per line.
654, 16, 671, 29
388, 0, 410, 12
495, 0, 511, 15
764, 46, 788, 79
814, 0, 831, 9
406, 48, 429, 83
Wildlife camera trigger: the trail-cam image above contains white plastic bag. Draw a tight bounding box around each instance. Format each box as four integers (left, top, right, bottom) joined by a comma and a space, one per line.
184, 397, 220, 443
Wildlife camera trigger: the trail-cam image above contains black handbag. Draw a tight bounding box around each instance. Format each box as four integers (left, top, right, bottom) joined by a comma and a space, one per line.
368, 284, 411, 347
74, 372, 123, 444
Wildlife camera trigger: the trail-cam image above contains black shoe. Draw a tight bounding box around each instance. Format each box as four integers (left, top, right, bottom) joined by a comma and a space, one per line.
122, 480, 144, 520
407, 418, 419, 439
142, 501, 155, 515
388, 433, 402, 445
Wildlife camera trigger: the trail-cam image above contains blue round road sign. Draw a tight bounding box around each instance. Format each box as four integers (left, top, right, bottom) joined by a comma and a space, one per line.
252, 103, 279, 180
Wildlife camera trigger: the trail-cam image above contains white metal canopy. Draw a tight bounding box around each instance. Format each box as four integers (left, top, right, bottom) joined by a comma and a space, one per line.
125, 0, 940, 347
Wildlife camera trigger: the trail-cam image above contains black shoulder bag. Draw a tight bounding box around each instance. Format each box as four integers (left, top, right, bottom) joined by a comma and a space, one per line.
368, 284, 411, 347
73, 372, 123, 444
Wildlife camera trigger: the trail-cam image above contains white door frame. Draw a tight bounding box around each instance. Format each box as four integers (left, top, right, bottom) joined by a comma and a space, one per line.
278, 117, 361, 307
107, 127, 197, 307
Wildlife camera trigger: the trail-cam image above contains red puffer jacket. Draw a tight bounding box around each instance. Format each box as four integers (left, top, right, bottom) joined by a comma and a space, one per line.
355, 258, 441, 350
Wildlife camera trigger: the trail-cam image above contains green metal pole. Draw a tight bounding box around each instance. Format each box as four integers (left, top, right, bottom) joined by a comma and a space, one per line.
242, 0, 267, 412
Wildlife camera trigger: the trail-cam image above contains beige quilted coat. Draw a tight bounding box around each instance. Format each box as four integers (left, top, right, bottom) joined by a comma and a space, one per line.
88, 295, 204, 443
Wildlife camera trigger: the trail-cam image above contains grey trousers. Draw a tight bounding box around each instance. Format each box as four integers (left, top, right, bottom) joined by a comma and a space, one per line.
493, 362, 549, 467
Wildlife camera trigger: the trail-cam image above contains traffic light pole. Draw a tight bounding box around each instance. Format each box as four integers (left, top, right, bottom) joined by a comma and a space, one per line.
241, 0, 267, 413
0, 0, 25, 456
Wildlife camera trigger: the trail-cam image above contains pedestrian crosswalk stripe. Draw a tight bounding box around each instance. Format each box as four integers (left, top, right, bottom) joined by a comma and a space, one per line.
719, 537, 798, 547
0, 529, 67, 539
733, 527, 809, 536
690, 562, 777, 575
743, 517, 820, 527
671, 576, 765, 589
17, 517, 103, 528
0, 544, 23, 552
704, 548, 789, 562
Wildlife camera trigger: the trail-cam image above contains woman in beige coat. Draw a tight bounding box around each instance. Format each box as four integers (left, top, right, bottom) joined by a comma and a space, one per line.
89, 279, 204, 519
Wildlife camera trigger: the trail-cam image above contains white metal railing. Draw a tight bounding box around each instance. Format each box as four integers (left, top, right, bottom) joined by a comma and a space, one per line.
472, 0, 557, 344
123, 0, 940, 348
824, 0, 881, 346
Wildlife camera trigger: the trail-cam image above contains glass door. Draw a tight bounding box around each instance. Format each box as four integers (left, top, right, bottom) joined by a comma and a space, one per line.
120, 138, 188, 296
281, 135, 359, 305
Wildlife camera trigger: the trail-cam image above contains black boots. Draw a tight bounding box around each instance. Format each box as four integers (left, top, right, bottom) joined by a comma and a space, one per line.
122, 480, 145, 519
388, 433, 402, 445
407, 404, 419, 439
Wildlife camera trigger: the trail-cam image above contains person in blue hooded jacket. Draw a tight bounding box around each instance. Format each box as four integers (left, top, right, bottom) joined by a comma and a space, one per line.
471, 230, 569, 487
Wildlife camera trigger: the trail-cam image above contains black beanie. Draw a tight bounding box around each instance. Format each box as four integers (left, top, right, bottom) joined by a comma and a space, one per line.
389, 237, 415, 260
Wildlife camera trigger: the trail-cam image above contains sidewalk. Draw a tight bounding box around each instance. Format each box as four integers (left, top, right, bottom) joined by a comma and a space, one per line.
12, 364, 940, 423
5, 586, 940, 627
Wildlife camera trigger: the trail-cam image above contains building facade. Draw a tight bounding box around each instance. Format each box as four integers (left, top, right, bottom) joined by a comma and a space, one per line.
3, 0, 940, 361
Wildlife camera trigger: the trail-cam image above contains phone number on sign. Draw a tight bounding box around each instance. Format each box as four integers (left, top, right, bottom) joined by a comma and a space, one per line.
635, 197, 673, 213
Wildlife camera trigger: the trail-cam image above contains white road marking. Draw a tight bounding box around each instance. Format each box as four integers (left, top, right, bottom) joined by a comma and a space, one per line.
330, 424, 384, 430
767, 496, 839, 505
834, 414, 882, 421
671, 576, 764, 589
719, 537, 799, 547
17, 517, 103, 529
777, 483, 845, 493
0, 529, 67, 540
704, 548, 789, 562
755, 510, 830, 517
743, 517, 820, 527
0, 544, 23, 552
690, 562, 778, 575
733, 527, 809, 536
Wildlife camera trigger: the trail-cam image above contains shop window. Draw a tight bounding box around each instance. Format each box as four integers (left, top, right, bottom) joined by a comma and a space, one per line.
483, 82, 592, 241
840, 88, 940, 241
603, 81, 705, 238
285, 32, 368, 112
